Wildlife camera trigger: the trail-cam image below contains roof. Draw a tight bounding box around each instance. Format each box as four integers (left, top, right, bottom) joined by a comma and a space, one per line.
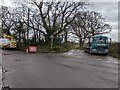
92, 35, 108, 38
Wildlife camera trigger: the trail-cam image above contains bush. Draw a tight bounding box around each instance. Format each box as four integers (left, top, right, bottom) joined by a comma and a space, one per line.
38, 45, 69, 53
17, 42, 26, 51
38, 45, 51, 53
37, 42, 82, 53
52, 45, 68, 53
17, 41, 81, 53
109, 43, 120, 58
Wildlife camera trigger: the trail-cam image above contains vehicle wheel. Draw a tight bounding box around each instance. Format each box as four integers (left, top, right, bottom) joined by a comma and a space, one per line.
104, 53, 108, 56
90, 49, 93, 55
90, 52, 93, 55
84, 49, 86, 52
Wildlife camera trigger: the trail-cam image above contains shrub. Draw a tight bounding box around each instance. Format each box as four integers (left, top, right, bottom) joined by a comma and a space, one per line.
38, 45, 51, 53
38, 45, 69, 53
109, 43, 120, 58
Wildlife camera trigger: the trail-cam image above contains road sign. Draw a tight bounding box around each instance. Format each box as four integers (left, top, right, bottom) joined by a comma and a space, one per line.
29, 46, 37, 53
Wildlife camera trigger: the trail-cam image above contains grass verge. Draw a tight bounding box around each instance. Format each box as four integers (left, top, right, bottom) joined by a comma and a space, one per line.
109, 42, 120, 58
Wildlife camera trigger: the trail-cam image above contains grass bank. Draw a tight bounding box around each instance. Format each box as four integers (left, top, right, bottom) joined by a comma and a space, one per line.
16, 42, 79, 53
38, 42, 79, 53
17, 41, 120, 59
109, 42, 120, 58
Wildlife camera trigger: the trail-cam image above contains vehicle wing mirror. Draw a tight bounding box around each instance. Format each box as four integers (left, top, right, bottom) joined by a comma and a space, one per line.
89, 42, 91, 46
109, 38, 112, 44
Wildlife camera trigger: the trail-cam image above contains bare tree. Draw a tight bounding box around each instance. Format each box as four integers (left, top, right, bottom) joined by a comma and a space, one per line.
85, 11, 112, 36
1, 6, 14, 35
27, 1, 88, 46
70, 11, 112, 48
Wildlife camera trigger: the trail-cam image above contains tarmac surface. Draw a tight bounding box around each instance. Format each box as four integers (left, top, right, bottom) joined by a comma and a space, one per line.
0, 50, 2, 89
1, 49, 119, 88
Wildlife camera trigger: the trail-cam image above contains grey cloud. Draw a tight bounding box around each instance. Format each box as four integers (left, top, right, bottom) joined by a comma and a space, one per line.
91, 2, 118, 22
88, 2, 118, 41
110, 22, 118, 30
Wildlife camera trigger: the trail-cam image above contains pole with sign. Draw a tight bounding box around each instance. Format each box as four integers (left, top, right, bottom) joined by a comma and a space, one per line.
50, 35, 54, 49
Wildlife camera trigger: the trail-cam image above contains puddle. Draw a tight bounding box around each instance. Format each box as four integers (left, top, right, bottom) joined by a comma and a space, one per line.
14, 59, 21, 61
64, 49, 81, 56
98, 59, 102, 61
106, 61, 118, 64
2, 54, 12, 55
2, 86, 11, 90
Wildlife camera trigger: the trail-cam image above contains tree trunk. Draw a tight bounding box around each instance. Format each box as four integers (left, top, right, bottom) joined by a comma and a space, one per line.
18, 31, 21, 43
64, 30, 68, 43
38, 31, 41, 43
79, 38, 82, 48
33, 29, 36, 42
45, 35, 51, 46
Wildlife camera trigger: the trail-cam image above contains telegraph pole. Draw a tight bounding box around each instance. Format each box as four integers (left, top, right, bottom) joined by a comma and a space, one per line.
1, 6, 3, 38
26, 8, 30, 52
27, 8, 30, 40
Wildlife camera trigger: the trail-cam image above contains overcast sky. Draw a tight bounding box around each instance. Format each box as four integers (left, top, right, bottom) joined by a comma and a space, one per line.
0, 0, 119, 42
87, 2, 119, 42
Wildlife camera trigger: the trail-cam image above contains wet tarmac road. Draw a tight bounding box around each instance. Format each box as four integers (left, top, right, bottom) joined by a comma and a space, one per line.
1, 50, 119, 88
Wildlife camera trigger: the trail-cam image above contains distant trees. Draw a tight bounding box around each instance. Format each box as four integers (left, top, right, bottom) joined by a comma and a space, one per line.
70, 11, 112, 48
0, 1, 112, 50
28, 1, 88, 46
1, 6, 14, 35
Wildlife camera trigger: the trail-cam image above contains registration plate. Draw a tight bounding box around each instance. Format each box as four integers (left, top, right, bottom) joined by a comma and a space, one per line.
99, 51, 103, 53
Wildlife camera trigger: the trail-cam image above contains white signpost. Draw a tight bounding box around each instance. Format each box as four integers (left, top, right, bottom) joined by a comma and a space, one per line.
50, 32, 58, 49
50, 35, 54, 49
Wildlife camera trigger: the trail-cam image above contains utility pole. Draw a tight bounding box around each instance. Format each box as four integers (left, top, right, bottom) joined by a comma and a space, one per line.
27, 8, 30, 40
1, 6, 3, 38
65, 28, 68, 43
26, 8, 30, 52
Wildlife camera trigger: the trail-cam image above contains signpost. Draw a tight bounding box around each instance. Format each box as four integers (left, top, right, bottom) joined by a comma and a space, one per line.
50, 31, 58, 50
29, 46, 37, 53
50, 35, 54, 49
